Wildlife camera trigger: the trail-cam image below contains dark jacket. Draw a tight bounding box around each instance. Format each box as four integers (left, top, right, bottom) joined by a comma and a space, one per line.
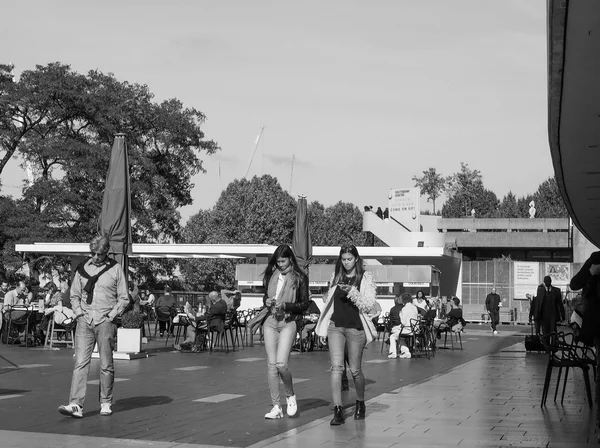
534, 284, 564, 323
262, 272, 309, 323
485, 292, 501, 311
389, 304, 403, 328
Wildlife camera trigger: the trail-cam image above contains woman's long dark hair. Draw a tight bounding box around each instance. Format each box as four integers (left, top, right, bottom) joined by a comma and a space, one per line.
263, 244, 304, 289
332, 245, 365, 287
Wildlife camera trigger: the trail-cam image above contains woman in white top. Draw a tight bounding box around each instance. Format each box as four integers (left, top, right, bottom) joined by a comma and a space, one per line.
414, 290, 431, 316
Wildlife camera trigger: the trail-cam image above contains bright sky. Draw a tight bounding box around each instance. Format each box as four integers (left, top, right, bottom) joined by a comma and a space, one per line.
2, 0, 550, 224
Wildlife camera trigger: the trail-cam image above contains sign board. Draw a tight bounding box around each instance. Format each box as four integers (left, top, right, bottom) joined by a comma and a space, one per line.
388, 187, 420, 231
309, 281, 328, 287
403, 282, 429, 287
545, 263, 570, 285
238, 281, 263, 286
514, 262, 539, 299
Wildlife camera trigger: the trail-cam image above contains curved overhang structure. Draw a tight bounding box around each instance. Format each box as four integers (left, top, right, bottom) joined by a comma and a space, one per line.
548, 0, 600, 247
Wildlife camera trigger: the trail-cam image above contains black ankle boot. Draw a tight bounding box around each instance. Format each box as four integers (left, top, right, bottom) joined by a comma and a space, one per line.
330, 405, 345, 426
354, 400, 366, 420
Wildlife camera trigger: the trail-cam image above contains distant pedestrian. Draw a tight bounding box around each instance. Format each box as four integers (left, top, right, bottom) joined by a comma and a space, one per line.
58, 234, 129, 419
375, 207, 383, 219
262, 244, 309, 420
315, 245, 377, 425
533, 276, 564, 341
485, 287, 501, 334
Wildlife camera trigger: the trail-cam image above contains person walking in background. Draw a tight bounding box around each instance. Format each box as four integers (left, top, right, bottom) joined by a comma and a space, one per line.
58, 234, 129, 418
315, 245, 377, 426
485, 287, 501, 334
533, 276, 564, 341
262, 244, 309, 420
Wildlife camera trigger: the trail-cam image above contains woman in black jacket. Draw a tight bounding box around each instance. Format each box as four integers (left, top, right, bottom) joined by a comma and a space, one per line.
262, 244, 309, 420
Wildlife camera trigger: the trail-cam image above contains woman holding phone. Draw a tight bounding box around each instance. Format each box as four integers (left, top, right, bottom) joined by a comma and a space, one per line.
262, 244, 309, 420
315, 245, 378, 425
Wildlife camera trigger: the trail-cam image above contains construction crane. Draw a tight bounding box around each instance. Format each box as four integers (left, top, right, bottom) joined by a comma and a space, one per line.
289, 155, 295, 194
244, 126, 265, 179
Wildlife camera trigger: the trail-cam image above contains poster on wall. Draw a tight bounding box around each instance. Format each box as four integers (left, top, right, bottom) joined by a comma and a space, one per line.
388, 187, 420, 231
545, 263, 570, 285
513, 262, 539, 300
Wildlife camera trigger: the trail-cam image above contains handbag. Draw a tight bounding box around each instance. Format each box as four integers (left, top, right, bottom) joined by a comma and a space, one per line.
359, 312, 377, 345
248, 307, 270, 334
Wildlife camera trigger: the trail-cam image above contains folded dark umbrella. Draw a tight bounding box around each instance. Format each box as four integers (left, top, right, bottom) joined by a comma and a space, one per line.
98, 133, 132, 274
292, 195, 312, 275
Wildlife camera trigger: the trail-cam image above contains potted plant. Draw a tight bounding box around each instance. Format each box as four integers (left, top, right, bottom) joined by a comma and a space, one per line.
117, 311, 144, 353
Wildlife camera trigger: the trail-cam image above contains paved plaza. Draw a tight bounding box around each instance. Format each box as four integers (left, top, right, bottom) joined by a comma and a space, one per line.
0, 326, 597, 448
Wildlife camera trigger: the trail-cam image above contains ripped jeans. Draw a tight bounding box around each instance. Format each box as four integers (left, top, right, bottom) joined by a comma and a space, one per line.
263, 315, 296, 406
327, 322, 366, 406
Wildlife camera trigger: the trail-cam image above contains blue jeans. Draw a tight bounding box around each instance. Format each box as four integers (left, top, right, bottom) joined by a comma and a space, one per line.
263, 315, 296, 406
69, 319, 116, 407
327, 323, 366, 406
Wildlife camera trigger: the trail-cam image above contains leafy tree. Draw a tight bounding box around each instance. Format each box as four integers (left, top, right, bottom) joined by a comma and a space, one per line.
442, 163, 498, 218
179, 176, 370, 290
532, 177, 568, 218
412, 167, 447, 214
498, 191, 520, 218
0, 62, 219, 280
322, 201, 369, 246
179, 175, 296, 290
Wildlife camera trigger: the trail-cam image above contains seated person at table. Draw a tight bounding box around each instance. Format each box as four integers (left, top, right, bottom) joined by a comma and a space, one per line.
128, 281, 140, 313
368, 300, 382, 329
436, 297, 466, 338
3, 281, 29, 311
140, 288, 155, 307
43, 280, 75, 326
0, 280, 9, 302
2, 281, 32, 339
175, 291, 228, 350
389, 295, 403, 328
155, 285, 177, 337
414, 290, 435, 318
299, 296, 321, 341
221, 288, 242, 311
389, 293, 419, 359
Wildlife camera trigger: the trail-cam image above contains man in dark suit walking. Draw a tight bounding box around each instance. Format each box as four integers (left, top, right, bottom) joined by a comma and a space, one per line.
534, 276, 565, 338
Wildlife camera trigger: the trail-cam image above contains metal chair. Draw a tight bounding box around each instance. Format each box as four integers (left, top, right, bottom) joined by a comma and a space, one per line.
4, 306, 34, 346
153, 306, 174, 346
542, 331, 593, 408
209, 312, 235, 354
44, 313, 75, 349
409, 318, 432, 359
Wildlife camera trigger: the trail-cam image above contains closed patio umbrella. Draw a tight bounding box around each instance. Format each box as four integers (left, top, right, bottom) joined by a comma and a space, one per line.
98, 133, 132, 275
292, 195, 312, 276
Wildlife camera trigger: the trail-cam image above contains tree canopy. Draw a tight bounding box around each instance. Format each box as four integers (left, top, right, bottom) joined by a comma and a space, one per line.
442, 163, 499, 218
0, 62, 219, 282
179, 175, 368, 290
412, 167, 447, 214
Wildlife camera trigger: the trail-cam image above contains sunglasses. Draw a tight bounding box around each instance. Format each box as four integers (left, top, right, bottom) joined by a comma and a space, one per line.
91, 251, 108, 257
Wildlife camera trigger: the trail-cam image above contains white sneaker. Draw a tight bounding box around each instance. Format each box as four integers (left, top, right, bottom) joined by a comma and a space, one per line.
265, 405, 284, 419
493, 330, 498, 335
58, 403, 83, 418
388, 353, 398, 359
399, 350, 412, 359
100, 403, 112, 416
286, 394, 298, 417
